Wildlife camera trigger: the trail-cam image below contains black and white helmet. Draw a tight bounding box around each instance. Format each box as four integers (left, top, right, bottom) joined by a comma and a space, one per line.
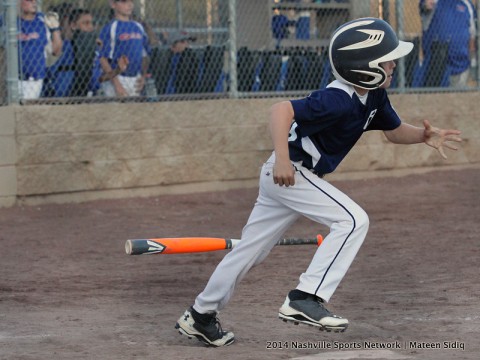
329, 17, 413, 90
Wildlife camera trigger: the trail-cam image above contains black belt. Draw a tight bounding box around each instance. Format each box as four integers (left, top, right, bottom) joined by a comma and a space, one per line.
294, 163, 325, 178
311, 170, 325, 178
57, 65, 74, 72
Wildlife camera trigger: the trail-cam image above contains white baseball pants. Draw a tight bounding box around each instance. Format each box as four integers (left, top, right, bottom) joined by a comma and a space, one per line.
20, 79, 43, 100
194, 152, 369, 314
101, 74, 142, 97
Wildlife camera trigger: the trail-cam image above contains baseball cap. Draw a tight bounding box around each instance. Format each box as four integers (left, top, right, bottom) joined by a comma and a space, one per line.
168, 30, 196, 46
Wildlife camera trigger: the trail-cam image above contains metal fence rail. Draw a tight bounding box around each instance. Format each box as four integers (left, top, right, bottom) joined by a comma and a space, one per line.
1, 0, 479, 106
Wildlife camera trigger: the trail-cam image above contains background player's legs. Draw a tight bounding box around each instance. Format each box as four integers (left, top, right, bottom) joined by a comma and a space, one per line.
20, 79, 43, 100
118, 75, 142, 96
194, 163, 300, 314
101, 81, 116, 97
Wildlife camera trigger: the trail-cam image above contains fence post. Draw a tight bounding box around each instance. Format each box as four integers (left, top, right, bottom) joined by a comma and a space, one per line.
5, 0, 19, 104
228, 0, 238, 98
476, 0, 480, 88
176, 0, 184, 30
395, 0, 406, 92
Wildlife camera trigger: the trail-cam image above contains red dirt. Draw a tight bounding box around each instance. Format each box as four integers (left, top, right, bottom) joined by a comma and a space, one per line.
0, 167, 479, 360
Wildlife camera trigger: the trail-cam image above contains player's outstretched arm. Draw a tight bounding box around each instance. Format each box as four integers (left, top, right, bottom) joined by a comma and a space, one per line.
384, 120, 462, 159
422, 119, 462, 159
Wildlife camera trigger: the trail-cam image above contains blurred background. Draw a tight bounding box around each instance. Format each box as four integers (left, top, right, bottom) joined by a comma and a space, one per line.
1, 0, 478, 105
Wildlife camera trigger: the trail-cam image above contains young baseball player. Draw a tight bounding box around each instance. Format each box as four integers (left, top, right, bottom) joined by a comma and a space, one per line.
69, 9, 99, 97
16, 0, 63, 99
175, 18, 462, 347
98, 0, 151, 97
42, 5, 80, 98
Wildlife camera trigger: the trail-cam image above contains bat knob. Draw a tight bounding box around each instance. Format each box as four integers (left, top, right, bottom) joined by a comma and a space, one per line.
125, 240, 133, 255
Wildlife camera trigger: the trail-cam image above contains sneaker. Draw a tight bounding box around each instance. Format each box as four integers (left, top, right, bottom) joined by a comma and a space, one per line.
175, 307, 235, 347
278, 290, 348, 332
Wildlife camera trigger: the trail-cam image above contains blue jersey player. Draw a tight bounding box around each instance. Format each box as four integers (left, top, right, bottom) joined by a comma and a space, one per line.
99, 0, 150, 97
175, 18, 463, 347
420, 0, 476, 87
42, 40, 74, 97
8, 0, 63, 99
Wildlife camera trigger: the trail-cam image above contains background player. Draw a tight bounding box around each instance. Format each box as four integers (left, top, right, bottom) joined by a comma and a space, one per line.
175, 18, 462, 347
420, 0, 476, 87
98, 0, 150, 97
17, 0, 63, 99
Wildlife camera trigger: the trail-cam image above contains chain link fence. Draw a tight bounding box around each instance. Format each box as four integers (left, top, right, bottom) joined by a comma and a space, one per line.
0, 0, 478, 106
0, 24, 6, 106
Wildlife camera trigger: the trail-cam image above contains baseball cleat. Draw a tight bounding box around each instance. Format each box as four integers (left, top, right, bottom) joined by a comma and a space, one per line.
278, 290, 348, 332
175, 307, 235, 347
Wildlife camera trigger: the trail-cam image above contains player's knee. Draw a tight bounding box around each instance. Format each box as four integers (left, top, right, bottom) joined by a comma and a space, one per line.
331, 205, 369, 236
354, 209, 369, 233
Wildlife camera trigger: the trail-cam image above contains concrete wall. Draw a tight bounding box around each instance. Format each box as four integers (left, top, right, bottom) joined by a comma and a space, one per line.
0, 106, 17, 207
0, 92, 479, 207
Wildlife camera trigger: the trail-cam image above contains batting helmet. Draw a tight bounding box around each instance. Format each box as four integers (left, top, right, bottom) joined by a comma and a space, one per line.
329, 17, 413, 90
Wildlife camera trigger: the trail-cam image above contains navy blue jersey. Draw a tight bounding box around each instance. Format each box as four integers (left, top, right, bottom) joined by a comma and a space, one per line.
288, 80, 401, 175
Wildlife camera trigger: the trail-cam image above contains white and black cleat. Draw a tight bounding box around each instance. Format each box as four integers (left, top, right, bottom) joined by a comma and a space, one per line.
175, 307, 235, 347
278, 293, 348, 333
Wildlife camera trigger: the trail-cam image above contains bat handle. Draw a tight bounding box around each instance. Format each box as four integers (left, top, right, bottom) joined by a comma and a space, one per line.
276, 235, 323, 246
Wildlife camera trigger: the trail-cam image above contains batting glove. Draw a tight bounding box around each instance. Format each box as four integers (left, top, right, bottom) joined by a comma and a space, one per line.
44, 11, 60, 31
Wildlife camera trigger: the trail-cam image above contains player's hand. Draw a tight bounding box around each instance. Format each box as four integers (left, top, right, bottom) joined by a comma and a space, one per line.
44, 11, 60, 30
117, 55, 129, 73
423, 120, 462, 159
114, 82, 128, 97
273, 159, 295, 187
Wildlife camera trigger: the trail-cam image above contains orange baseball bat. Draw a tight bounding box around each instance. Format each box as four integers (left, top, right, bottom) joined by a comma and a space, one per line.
125, 235, 323, 255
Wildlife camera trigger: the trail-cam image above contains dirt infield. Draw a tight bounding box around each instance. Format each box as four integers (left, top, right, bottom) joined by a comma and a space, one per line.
1, 167, 479, 360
